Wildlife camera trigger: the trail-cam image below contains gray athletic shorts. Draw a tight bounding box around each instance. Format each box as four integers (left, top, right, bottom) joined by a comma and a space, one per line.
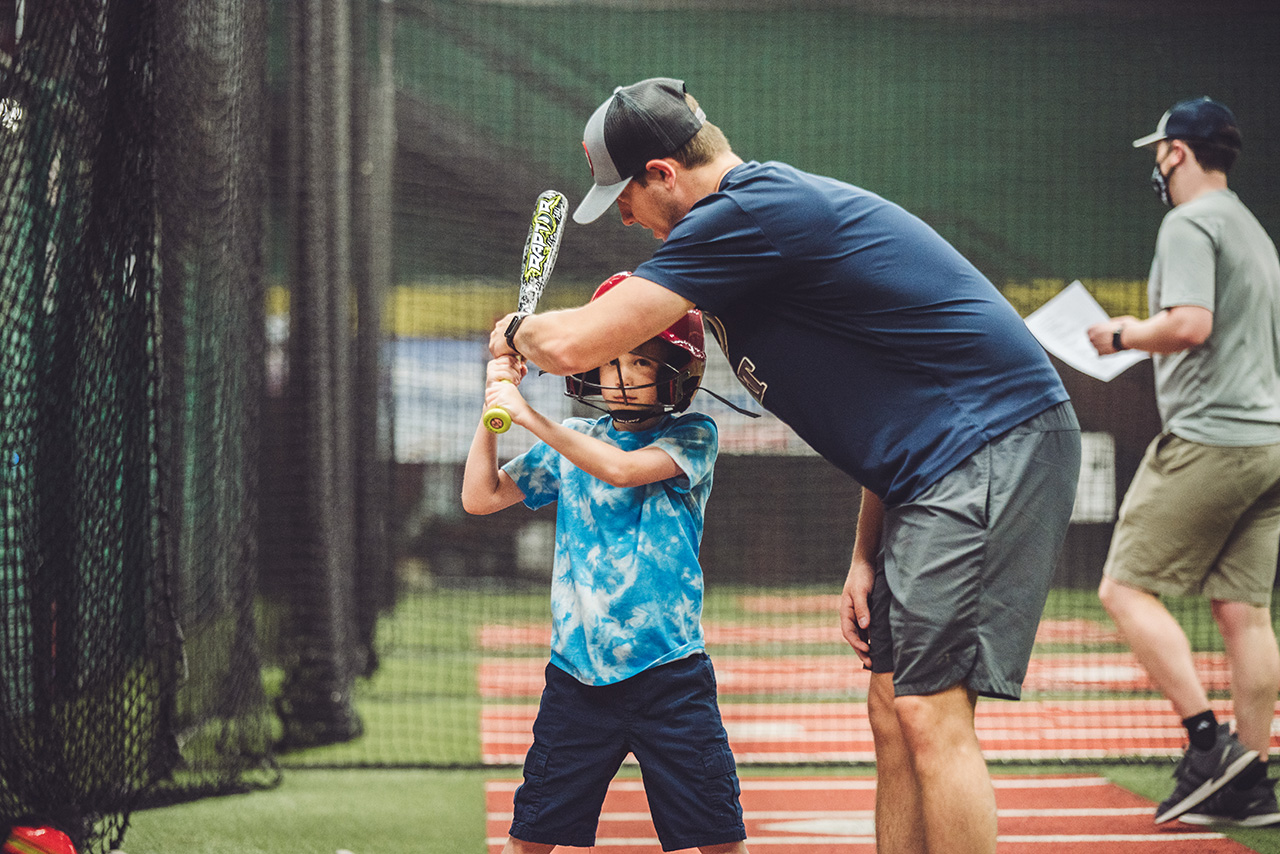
868, 401, 1081, 700
1103, 432, 1280, 607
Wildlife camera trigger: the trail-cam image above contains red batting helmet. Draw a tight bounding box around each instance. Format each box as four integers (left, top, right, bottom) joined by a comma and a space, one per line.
566, 272, 706, 418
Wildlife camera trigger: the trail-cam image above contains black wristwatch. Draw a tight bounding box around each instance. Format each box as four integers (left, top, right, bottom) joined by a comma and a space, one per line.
504, 312, 531, 356
1112, 324, 1127, 352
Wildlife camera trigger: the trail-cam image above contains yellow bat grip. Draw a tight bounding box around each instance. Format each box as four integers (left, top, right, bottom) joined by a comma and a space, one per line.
482, 379, 515, 434
483, 406, 512, 434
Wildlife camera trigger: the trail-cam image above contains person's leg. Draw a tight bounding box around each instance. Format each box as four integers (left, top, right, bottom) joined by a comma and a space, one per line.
893, 683, 995, 854
871, 406, 1078, 852
508, 665, 628, 848
868, 671, 926, 854
1101, 575, 1260, 822
697, 843, 748, 854
1212, 598, 1280, 759
629, 655, 748, 853
1099, 437, 1268, 822
1097, 576, 1211, 719
502, 839, 554, 854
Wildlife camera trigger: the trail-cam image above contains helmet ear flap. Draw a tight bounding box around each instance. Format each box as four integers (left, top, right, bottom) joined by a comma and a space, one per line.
668, 358, 706, 412
653, 347, 705, 412
566, 368, 601, 401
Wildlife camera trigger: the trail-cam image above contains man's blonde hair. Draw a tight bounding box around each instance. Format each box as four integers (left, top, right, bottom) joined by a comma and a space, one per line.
670, 93, 731, 168
635, 92, 731, 184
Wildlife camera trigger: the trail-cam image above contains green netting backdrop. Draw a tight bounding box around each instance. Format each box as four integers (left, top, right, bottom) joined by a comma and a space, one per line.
2, 1, 1279, 849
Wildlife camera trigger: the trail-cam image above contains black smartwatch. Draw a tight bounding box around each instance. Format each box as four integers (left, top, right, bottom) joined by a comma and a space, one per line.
1112, 324, 1127, 352
504, 312, 531, 356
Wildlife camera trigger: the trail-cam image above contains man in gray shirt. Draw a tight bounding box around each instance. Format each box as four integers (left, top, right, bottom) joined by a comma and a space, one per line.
1090, 97, 1280, 828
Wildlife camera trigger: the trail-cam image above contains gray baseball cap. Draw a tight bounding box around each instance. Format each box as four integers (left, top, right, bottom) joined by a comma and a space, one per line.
1133, 96, 1238, 149
573, 78, 706, 224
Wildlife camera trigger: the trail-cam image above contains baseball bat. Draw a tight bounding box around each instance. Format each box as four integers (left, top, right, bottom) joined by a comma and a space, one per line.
483, 190, 568, 433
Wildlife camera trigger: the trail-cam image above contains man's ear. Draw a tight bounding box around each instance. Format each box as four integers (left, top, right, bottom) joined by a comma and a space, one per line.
644, 158, 678, 187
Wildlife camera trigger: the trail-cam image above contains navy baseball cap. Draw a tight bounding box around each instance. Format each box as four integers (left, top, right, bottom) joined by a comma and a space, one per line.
573, 78, 706, 224
1132, 97, 1238, 149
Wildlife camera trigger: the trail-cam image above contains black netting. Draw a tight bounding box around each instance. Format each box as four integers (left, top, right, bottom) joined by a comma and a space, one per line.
256, 0, 396, 753
4, 2, 1280, 850
147, 0, 277, 806
1, 0, 278, 850
1, 2, 171, 849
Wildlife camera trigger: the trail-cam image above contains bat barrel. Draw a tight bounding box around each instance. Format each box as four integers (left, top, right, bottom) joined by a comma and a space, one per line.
479, 190, 566, 436
517, 190, 567, 312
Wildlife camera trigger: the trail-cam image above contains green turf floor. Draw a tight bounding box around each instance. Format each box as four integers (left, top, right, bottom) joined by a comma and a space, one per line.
121, 769, 488, 854
116, 765, 1280, 854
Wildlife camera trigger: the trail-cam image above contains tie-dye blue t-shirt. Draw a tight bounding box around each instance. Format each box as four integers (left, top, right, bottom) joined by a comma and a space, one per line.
502, 412, 718, 686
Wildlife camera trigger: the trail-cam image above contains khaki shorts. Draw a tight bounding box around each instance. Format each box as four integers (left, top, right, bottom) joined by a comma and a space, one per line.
1104, 432, 1280, 606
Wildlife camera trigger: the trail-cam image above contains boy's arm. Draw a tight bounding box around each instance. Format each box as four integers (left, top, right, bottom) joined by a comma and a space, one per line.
487, 380, 682, 488
461, 357, 529, 515
461, 420, 526, 515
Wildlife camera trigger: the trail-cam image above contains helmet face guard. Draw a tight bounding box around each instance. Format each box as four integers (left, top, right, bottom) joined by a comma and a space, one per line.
566, 351, 705, 419
566, 272, 706, 421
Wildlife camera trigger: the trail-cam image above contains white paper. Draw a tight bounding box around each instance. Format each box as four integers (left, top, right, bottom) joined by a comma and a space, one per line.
1024, 280, 1148, 382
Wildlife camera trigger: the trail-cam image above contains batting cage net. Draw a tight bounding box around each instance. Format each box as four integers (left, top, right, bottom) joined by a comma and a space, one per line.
1, 0, 277, 850
2, 0, 1280, 850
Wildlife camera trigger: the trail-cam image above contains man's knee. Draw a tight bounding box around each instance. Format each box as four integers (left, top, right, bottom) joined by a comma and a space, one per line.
1097, 575, 1125, 615
1212, 598, 1274, 635
1098, 575, 1154, 623
868, 673, 902, 739
893, 685, 975, 737
893, 692, 949, 732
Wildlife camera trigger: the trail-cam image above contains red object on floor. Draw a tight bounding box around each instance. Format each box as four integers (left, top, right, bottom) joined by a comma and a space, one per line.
3, 827, 77, 854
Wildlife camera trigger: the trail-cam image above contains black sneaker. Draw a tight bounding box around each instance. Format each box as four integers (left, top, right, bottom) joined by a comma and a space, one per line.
1180, 777, 1280, 828
1155, 724, 1259, 824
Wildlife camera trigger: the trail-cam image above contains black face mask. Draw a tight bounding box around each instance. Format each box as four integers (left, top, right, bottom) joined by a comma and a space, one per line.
1150, 150, 1176, 207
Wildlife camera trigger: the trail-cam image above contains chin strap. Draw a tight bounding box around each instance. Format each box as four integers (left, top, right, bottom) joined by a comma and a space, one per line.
699, 387, 761, 418
548, 370, 762, 420
580, 389, 761, 423
609, 405, 665, 424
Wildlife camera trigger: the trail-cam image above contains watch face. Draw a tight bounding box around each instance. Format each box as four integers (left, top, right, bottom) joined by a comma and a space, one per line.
505, 313, 528, 352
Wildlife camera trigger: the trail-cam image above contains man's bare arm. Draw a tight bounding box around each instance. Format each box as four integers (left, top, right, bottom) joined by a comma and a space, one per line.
1089, 304, 1213, 355
490, 276, 695, 375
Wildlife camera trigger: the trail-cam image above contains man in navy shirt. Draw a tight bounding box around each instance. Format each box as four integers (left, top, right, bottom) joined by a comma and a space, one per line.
491, 78, 1081, 854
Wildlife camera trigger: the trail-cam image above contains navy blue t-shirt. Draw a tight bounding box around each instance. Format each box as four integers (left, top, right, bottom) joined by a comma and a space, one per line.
634, 161, 1068, 506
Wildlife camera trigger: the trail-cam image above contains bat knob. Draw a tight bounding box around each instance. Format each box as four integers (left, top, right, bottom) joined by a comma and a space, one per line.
483, 406, 513, 434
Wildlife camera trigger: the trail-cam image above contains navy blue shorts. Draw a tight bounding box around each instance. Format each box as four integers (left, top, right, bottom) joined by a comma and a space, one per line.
509, 653, 746, 851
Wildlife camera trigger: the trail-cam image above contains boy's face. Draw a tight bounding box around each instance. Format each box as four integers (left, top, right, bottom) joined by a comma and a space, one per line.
600, 341, 665, 413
